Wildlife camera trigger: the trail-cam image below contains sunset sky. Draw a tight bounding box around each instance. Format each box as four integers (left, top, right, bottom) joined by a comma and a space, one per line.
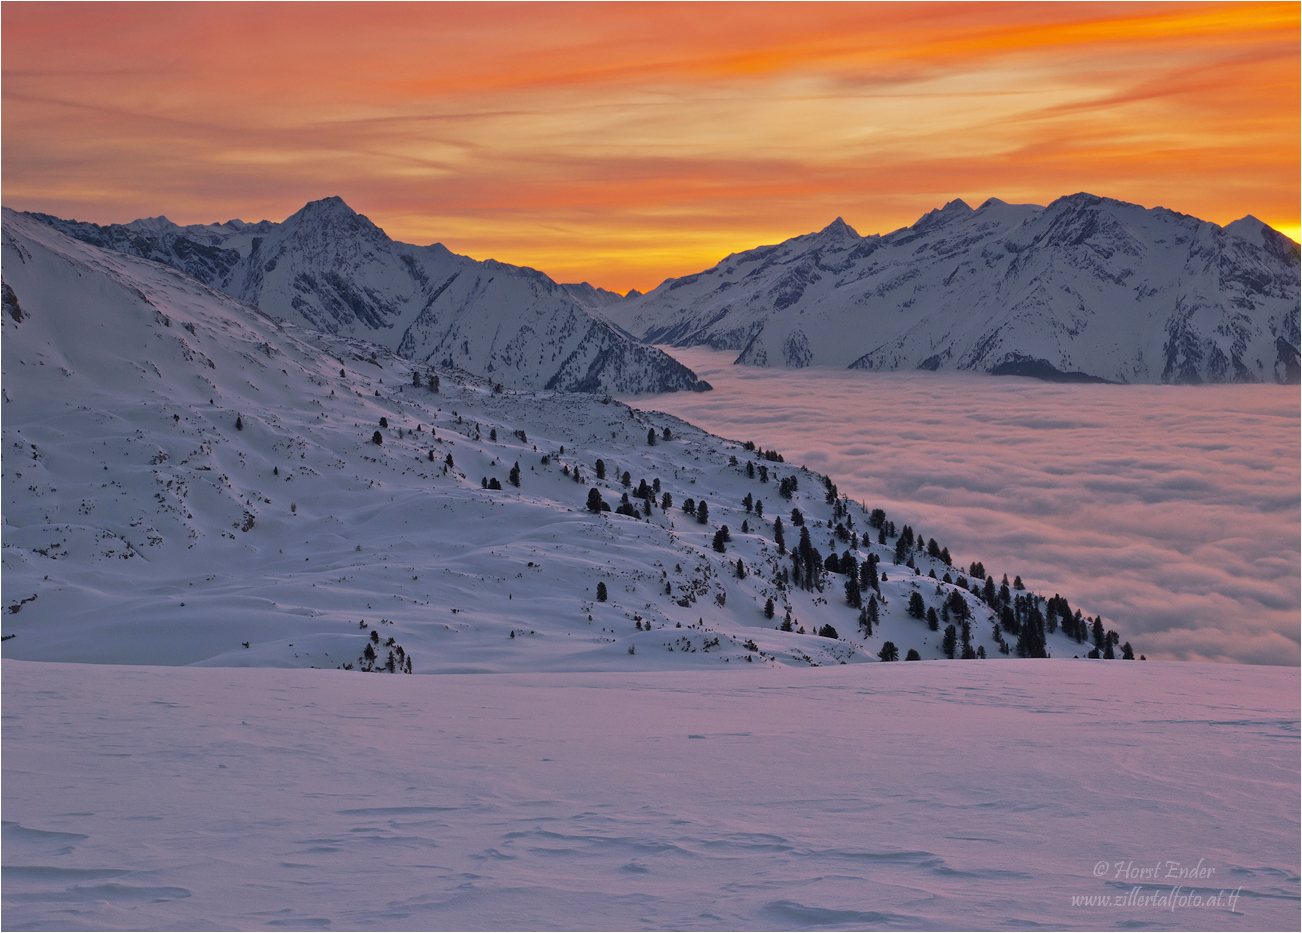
4, 1, 1298, 292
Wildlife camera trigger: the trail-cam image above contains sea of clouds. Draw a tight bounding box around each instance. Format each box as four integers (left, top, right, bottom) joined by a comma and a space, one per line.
630, 349, 1299, 666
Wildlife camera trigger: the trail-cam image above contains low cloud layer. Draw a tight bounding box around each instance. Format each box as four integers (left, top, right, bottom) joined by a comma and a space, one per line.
631, 349, 1300, 666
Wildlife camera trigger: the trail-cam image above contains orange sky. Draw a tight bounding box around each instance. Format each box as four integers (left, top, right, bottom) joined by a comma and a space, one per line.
4, 1, 1298, 292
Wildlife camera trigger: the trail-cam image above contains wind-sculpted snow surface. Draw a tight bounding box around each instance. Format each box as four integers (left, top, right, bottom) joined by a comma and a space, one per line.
3, 660, 1298, 930
3, 209, 1119, 671
24, 198, 707, 395
604, 194, 1301, 385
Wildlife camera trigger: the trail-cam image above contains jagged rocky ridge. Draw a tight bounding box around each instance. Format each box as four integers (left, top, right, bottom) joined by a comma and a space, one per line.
602, 193, 1300, 384
23, 198, 708, 395
2, 208, 1128, 670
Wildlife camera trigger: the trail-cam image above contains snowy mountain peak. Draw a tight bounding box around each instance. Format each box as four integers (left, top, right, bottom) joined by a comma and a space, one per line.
817, 216, 860, 239
20, 200, 709, 395
909, 198, 975, 234
124, 215, 177, 233
282, 196, 387, 242
604, 192, 1300, 384
1223, 213, 1286, 247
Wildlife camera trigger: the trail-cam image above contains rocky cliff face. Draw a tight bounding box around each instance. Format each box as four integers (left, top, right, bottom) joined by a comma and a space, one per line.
602, 194, 1300, 384
26, 198, 708, 394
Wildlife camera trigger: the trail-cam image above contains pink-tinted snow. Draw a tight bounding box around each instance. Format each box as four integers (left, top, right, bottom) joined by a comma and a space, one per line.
2, 660, 1297, 930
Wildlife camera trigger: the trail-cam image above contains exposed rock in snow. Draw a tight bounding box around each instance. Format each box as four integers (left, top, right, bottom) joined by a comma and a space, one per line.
603, 193, 1300, 384
24, 198, 709, 395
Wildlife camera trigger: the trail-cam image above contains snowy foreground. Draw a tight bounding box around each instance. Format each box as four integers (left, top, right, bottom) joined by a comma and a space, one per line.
3, 659, 1297, 931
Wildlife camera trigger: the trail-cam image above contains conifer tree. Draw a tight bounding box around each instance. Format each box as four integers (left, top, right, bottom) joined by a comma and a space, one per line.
905, 648, 921, 661
697, 501, 709, 524
595, 459, 606, 480
878, 641, 899, 662
844, 574, 861, 608
927, 606, 940, 631
773, 516, 785, 554
372, 430, 383, 445
596, 582, 608, 602
908, 591, 926, 619
764, 598, 775, 619
943, 624, 957, 659
509, 462, 521, 487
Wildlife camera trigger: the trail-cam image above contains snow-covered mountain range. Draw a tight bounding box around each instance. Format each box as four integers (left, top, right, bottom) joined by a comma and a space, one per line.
23, 198, 708, 395
602, 193, 1301, 384
2, 208, 1127, 670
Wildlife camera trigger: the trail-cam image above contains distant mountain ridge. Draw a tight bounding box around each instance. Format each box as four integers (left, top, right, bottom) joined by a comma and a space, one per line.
23, 198, 708, 395
602, 193, 1300, 384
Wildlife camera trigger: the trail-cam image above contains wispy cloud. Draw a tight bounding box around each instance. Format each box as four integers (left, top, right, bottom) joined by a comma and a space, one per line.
3, 2, 1297, 289
633, 350, 1300, 666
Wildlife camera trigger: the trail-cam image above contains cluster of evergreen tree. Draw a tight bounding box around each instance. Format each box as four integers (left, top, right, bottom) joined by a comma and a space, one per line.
615, 492, 640, 517
742, 441, 784, 463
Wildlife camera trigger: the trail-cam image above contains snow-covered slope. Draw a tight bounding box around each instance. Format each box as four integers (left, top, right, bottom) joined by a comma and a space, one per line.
604, 194, 1301, 384
5, 659, 1296, 930
24, 199, 708, 395
561, 281, 638, 311
2, 209, 1126, 671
